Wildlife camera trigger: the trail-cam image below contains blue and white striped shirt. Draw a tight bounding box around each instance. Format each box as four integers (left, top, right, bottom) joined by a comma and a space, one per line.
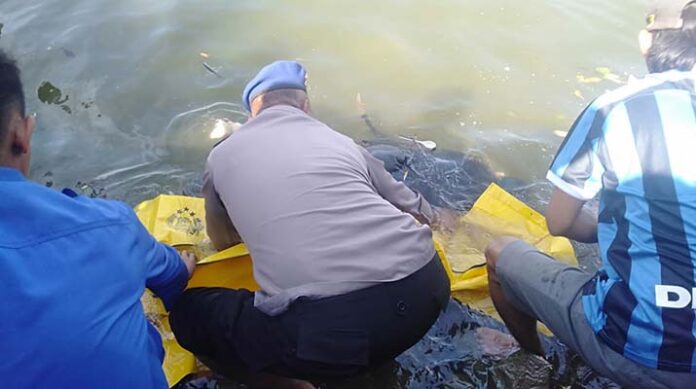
548, 69, 696, 372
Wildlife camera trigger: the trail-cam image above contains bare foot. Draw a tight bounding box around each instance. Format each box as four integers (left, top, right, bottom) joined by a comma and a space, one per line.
475, 327, 520, 359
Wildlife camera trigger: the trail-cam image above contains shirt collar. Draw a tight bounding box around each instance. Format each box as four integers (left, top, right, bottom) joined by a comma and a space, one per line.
628, 67, 696, 86
0, 167, 25, 182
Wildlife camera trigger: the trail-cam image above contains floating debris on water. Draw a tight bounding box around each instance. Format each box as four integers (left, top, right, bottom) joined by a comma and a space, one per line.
202, 61, 222, 78
553, 130, 569, 138
199, 52, 209, 60
37, 81, 72, 114
38, 82, 68, 105
573, 89, 585, 100
576, 75, 602, 84
577, 67, 625, 85
595, 67, 623, 84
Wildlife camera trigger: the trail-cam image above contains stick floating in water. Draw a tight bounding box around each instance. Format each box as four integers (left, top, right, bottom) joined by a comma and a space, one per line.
202, 62, 222, 78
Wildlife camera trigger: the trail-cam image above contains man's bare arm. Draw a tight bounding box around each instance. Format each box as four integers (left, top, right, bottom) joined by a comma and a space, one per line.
545, 187, 598, 243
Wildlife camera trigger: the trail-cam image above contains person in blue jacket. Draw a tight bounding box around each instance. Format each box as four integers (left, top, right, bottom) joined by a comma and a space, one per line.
485, 1, 696, 388
0, 49, 196, 388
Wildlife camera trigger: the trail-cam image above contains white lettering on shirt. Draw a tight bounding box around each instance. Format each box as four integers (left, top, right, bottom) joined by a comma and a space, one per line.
655, 285, 695, 309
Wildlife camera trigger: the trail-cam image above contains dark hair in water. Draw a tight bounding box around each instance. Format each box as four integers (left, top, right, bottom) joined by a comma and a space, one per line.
0, 50, 25, 145
646, 5, 696, 73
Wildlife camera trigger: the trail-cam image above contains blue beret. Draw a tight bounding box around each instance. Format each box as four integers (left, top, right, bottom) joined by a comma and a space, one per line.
242, 61, 307, 112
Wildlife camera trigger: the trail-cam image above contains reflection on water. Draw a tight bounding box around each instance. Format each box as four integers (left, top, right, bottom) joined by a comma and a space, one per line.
163, 102, 246, 159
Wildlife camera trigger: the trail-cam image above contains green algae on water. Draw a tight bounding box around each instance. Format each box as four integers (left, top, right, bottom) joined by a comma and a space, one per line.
38, 81, 72, 114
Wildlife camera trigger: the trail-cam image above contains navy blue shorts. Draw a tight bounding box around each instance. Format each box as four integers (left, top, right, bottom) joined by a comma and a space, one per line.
169, 254, 450, 380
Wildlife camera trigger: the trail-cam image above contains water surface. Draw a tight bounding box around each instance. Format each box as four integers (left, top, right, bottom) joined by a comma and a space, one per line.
0, 0, 648, 204
0, 1, 648, 387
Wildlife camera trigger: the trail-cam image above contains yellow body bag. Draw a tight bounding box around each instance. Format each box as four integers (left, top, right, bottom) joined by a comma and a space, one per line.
137, 183, 576, 386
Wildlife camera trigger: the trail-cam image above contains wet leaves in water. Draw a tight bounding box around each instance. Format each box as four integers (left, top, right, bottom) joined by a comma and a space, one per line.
38, 81, 69, 104
38, 81, 72, 114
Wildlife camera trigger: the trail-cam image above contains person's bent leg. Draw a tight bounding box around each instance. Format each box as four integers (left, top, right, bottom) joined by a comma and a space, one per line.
486, 238, 597, 358
485, 237, 543, 356
169, 287, 315, 388
277, 253, 451, 381
169, 287, 254, 378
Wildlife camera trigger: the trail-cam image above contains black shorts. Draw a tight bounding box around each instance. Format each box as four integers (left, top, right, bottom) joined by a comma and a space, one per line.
169, 254, 450, 380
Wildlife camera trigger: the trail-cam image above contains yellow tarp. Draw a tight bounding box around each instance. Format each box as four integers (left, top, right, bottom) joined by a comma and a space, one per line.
137, 184, 576, 387
433, 183, 577, 317
136, 195, 259, 386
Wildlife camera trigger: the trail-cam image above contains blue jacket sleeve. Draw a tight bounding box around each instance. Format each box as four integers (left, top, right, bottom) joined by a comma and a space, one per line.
133, 214, 189, 311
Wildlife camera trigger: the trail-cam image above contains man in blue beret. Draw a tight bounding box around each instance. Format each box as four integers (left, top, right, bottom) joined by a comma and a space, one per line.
170, 60, 452, 386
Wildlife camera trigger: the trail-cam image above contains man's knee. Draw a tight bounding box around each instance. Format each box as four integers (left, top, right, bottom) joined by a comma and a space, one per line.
485, 236, 521, 271
169, 288, 208, 350
169, 288, 207, 328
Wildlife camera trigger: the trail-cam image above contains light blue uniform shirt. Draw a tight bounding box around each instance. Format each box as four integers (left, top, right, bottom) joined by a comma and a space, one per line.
0, 167, 187, 388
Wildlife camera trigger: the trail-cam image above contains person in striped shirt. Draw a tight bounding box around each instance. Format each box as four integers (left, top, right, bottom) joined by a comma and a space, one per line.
484, 1, 696, 387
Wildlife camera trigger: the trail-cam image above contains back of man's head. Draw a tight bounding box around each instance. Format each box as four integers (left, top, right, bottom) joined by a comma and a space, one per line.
253, 88, 310, 116
0, 50, 25, 147
646, 2, 696, 73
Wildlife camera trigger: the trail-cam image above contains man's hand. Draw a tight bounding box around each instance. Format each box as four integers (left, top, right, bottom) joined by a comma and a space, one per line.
180, 251, 197, 279
432, 207, 460, 234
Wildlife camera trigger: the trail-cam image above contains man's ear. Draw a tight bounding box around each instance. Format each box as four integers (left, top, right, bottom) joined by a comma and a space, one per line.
639, 29, 654, 57
10, 114, 34, 156
249, 95, 264, 119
